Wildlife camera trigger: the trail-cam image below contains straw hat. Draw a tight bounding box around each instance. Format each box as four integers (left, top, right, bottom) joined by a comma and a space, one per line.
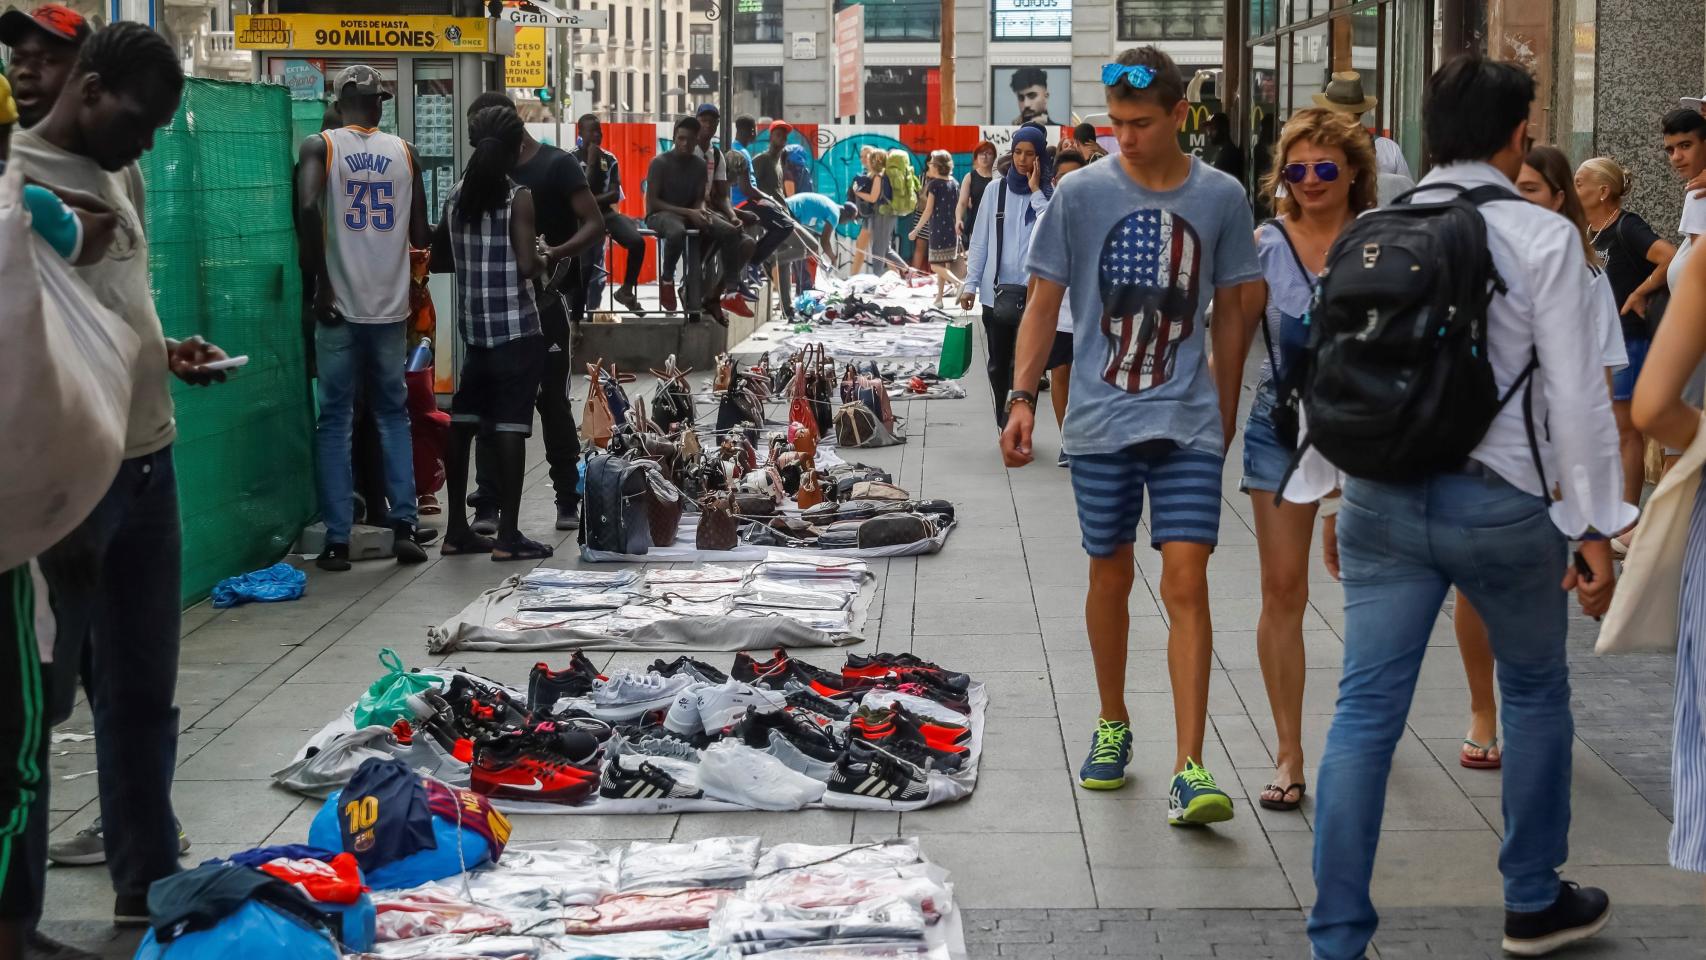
1313, 71, 1378, 115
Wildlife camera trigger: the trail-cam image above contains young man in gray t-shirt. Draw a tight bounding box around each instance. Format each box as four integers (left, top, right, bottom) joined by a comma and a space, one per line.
1001, 45, 1261, 826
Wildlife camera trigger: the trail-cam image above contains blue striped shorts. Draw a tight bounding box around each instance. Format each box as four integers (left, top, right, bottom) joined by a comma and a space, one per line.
1069, 440, 1223, 556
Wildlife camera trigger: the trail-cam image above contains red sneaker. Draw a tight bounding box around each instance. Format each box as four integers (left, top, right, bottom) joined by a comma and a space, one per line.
843, 652, 971, 691
733, 650, 849, 697
721, 293, 754, 319
471, 735, 599, 805
658, 283, 679, 312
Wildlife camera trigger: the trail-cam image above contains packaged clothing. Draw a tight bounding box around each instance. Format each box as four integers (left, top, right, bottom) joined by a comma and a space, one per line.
562, 887, 733, 934
710, 895, 928, 954
754, 840, 923, 877
521, 569, 641, 590
552, 930, 722, 960
615, 836, 762, 892
256, 852, 367, 905
371, 887, 514, 941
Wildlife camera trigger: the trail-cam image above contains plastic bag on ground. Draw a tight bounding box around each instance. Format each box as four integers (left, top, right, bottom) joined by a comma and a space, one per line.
353, 649, 444, 728
614, 836, 762, 891
211, 562, 307, 608
695, 743, 826, 813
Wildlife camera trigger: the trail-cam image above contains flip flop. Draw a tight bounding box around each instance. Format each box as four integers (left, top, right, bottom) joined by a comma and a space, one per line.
440, 532, 495, 556
1461, 737, 1503, 769
1259, 782, 1307, 811
492, 535, 555, 563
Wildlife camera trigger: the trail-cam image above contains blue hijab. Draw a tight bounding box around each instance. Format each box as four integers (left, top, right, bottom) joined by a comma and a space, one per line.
1005, 124, 1053, 221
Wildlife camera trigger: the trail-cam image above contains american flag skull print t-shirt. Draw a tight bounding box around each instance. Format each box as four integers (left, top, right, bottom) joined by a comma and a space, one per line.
1026, 157, 1260, 458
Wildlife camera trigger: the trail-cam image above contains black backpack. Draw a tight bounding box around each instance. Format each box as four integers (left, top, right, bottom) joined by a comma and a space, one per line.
1282, 183, 1543, 487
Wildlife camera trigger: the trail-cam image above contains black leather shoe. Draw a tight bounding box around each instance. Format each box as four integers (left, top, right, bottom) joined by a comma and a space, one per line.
392, 524, 428, 565
1503, 881, 1611, 957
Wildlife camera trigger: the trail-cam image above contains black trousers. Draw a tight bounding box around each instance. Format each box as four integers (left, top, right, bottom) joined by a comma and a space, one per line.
604, 211, 646, 289
648, 211, 747, 297
0, 566, 43, 918
471, 296, 581, 511
982, 306, 1019, 430
748, 197, 795, 268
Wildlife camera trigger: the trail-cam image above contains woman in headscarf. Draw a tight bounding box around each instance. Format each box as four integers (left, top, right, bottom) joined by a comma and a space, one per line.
958, 124, 1052, 428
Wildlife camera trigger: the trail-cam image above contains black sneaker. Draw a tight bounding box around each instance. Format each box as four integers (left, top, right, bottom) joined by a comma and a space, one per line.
114, 892, 149, 927
781, 681, 853, 722
316, 542, 351, 572
1503, 882, 1612, 957
406, 690, 466, 753
735, 706, 839, 762
470, 504, 500, 538
650, 656, 729, 685
827, 740, 931, 808
600, 756, 702, 800
528, 655, 602, 711
392, 524, 428, 564
556, 503, 581, 531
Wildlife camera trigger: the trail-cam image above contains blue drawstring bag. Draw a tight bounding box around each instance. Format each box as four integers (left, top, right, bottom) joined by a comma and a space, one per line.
210, 563, 306, 609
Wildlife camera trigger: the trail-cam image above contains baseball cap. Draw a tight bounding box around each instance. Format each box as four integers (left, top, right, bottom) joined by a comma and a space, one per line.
1684, 94, 1706, 113
334, 65, 393, 101
695, 103, 720, 118
769, 120, 792, 138
0, 75, 17, 126
0, 4, 91, 46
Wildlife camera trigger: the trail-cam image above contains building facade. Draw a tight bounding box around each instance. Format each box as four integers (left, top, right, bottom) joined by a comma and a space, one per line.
731, 0, 1224, 124
561, 0, 702, 122
53, 0, 252, 80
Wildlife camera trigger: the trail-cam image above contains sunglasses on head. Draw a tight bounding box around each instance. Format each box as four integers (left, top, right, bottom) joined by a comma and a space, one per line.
1101, 63, 1156, 90
1283, 161, 1340, 183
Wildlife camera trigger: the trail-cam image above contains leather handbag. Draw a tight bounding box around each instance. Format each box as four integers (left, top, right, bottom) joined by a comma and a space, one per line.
582, 454, 652, 555
989, 183, 1028, 326
835, 404, 878, 447
733, 492, 777, 518
650, 355, 695, 434
714, 353, 733, 393
640, 464, 685, 548
795, 454, 825, 510
695, 492, 739, 551
857, 512, 937, 549
581, 360, 616, 448
850, 480, 909, 501
816, 520, 863, 549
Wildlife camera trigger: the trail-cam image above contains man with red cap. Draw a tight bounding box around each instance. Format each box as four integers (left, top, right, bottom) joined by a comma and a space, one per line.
0, 4, 90, 129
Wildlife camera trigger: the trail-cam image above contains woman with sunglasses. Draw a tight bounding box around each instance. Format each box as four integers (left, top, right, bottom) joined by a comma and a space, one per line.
1244, 107, 1378, 813
1444, 144, 1632, 772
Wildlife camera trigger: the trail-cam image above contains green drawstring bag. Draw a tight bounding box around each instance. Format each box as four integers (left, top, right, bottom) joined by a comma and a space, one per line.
937, 322, 973, 379
352, 648, 443, 729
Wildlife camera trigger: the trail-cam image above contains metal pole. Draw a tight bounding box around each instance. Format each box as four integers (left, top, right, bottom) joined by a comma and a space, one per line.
719, 0, 732, 123
654, 0, 664, 119
554, 23, 566, 146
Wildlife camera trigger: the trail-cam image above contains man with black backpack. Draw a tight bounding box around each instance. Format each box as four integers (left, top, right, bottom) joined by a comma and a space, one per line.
1282, 56, 1635, 959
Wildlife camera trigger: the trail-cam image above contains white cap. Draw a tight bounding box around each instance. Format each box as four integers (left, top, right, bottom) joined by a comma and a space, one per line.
1683, 94, 1706, 112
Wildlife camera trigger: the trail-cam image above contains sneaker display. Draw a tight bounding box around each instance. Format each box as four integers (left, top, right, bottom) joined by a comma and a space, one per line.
650, 656, 730, 685
782, 680, 853, 722
843, 653, 971, 692
601, 756, 704, 801
734, 650, 848, 697
1168, 759, 1234, 826
528, 654, 604, 711
762, 729, 836, 781
662, 682, 714, 740
407, 690, 467, 753
48, 817, 190, 868
828, 740, 932, 808
471, 735, 600, 804
737, 706, 839, 762
665, 681, 786, 738
848, 713, 964, 773
1502, 882, 1612, 957
866, 675, 971, 714
853, 706, 970, 758
1078, 719, 1133, 791
585, 670, 695, 721
614, 732, 702, 764
316, 542, 351, 572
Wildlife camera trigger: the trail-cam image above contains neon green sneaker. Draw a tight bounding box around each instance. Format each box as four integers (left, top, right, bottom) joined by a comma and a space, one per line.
1168, 758, 1235, 826
1078, 718, 1133, 790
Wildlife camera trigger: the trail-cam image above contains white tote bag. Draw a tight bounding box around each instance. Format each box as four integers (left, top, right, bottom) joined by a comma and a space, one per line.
0, 165, 140, 570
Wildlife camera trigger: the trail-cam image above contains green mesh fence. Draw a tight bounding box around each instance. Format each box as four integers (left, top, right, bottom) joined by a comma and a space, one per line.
142, 79, 314, 607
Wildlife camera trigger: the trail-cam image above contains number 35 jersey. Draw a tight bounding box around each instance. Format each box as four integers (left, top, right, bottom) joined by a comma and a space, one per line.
321, 126, 413, 323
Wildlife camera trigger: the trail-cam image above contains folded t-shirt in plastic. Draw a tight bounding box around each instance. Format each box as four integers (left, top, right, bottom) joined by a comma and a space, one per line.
521, 569, 640, 590
615, 836, 762, 892
563, 887, 732, 934
753, 839, 923, 876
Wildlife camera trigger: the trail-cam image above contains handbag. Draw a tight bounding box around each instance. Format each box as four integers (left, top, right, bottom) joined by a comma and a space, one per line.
937, 322, 973, 379
857, 512, 937, 549
640, 464, 685, 548
988, 183, 1027, 326
795, 455, 826, 509
582, 454, 652, 555
581, 361, 616, 448
695, 492, 739, 551
0, 168, 140, 570
649, 355, 696, 435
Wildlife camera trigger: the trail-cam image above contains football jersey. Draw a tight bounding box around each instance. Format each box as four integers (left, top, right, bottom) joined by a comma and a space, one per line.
321, 126, 413, 323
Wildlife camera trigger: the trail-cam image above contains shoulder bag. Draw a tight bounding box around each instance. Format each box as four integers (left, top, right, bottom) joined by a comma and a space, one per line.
989, 182, 1028, 326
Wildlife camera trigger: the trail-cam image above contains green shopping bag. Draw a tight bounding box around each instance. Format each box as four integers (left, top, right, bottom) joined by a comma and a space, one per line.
353, 648, 444, 728
937, 322, 973, 379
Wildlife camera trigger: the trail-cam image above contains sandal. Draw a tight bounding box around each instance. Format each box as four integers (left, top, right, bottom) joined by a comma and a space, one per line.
418, 494, 442, 516
492, 535, 555, 562
1259, 782, 1307, 811
1460, 737, 1502, 770
440, 532, 495, 556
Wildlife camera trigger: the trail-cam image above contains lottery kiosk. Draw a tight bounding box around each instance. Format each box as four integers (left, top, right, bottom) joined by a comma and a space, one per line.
235, 6, 518, 380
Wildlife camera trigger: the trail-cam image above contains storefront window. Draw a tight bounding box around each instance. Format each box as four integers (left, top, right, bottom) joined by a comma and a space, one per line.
733, 66, 782, 119
994, 0, 1071, 41
834, 0, 939, 42
1118, 0, 1222, 42
734, 0, 782, 43
413, 60, 455, 226
865, 67, 931, 123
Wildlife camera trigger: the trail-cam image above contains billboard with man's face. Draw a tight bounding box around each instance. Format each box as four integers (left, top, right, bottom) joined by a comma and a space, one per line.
991, 66, 1069, 125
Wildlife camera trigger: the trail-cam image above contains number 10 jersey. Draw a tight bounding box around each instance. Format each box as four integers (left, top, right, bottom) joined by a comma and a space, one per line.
321, 125, 413, 323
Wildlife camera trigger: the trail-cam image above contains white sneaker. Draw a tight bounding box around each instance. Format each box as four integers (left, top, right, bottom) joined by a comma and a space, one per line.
764, 729, 836, 781
663, 682, 714, 738
589, 670, 695, 721
694, 680, 787, 734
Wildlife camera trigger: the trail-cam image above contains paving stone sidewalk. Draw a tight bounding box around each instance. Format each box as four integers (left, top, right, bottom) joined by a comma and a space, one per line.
34, 332, 1704, 958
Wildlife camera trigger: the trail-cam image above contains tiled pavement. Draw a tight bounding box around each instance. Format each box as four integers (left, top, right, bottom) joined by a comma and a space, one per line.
36, 334, 1706, 958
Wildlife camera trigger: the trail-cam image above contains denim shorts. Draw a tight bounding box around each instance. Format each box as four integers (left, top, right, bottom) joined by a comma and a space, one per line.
1069, 439, 1223, 556
1239, 384, 1295, 494
1612, 335, 1650, 402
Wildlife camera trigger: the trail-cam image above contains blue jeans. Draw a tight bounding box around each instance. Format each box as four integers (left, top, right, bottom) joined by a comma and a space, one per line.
314, 320, 417, 541
26, 449, 184, 916
1308, 468, 1572, 960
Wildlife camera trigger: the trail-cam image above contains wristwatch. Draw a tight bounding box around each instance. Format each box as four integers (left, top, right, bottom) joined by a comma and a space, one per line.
1004, 390, 1037, 414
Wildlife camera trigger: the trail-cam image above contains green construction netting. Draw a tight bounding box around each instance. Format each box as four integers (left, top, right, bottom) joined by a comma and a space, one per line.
142, 79, 314, 606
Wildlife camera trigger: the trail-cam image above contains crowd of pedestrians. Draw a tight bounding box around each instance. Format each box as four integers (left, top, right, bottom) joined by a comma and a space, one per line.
9, 7, 1706, 959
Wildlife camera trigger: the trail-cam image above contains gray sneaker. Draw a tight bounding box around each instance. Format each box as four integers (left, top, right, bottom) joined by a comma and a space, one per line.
48, 818, 189, 866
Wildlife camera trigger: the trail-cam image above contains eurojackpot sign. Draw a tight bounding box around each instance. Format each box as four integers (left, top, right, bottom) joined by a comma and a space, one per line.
235, 15, 492, 54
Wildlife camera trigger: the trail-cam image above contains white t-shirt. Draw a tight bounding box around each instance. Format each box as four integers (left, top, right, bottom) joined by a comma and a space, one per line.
1057, 287, 1073, 334
1589, 270, 1628, 372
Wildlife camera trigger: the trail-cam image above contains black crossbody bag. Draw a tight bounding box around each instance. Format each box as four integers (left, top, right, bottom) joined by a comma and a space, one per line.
989, 182, 1028, 326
